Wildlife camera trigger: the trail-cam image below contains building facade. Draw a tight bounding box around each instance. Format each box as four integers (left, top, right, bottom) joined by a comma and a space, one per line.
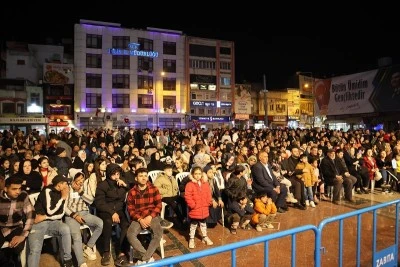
187, 37, 234, 129
74, 20, 187, 130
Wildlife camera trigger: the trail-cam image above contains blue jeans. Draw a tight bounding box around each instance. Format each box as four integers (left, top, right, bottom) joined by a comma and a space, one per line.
127, 216, 162, 261
304, 186, 314, 201
28, 220, 72, 267
65, 211, 103, 266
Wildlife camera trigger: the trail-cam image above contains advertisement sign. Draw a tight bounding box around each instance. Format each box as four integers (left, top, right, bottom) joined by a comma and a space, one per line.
191, 116, 230, 122
43, 63, 74, 84
373, 244, 397, 267
370, 65, 400, 112
234, 84, 251, 114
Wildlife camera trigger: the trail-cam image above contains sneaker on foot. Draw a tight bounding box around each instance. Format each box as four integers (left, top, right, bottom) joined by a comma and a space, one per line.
266, 223, 274, 229
160, 219, 174, 229
310, 201, 316, 208
230, 227, 237, 235
83, 245, 97, 261
63, 259, 73, 267
202, 236, 213, 245
147, 257, 155, 263
189, 238, 195, 249
115, 254, 129, 267
80, 263, 88, 267
135, 259, 147, 266
256, 225, 263, 232
101, 252, 111, 266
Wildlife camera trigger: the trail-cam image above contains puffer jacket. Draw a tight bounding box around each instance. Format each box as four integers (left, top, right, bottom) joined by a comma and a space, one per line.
184, 178, 211, 220
251, 198, 277, 224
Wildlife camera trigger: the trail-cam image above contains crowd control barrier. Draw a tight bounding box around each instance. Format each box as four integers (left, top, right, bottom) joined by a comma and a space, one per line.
131, 199, 400, 267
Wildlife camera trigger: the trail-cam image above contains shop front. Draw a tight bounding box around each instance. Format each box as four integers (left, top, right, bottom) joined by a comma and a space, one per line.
191, 116, 231, 129
0, 117, 49, 135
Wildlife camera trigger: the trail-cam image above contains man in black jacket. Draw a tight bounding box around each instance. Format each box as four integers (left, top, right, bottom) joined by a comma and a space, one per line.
280, 147, 306, 210
28, 175, 72, 267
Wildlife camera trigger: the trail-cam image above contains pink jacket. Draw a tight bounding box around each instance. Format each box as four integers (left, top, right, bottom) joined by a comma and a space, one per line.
184, 180, 212, 220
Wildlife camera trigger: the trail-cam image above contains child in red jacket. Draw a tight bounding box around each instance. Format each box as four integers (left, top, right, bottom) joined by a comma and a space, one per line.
184, 166, 213, 249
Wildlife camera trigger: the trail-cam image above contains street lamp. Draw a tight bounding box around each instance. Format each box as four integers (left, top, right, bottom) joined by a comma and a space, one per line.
262, 74, 268, 128
296, 71, 315, 128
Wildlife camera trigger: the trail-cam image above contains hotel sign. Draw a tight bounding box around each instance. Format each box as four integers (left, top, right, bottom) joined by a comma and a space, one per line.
0, 117, 48, 124
108, 43, 159, 58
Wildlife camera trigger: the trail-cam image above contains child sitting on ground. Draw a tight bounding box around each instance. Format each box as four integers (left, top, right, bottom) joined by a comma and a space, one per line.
227, 191, 255, 234
251, 192, 277, 231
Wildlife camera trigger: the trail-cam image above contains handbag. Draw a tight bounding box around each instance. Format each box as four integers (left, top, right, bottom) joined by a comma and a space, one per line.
374, 170, 382, 181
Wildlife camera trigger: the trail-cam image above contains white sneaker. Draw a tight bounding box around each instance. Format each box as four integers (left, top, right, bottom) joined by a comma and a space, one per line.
202, 236, 213, 246
310, 201, 316, 208
147, 257, 155, 263
135, 259, 147, 265
286, 193, 298, 203
305, 200, 310, 206
83, 245, 97, 261
80, 264, 88, 267
189, 238, 195, 249
266, 223, 274, 229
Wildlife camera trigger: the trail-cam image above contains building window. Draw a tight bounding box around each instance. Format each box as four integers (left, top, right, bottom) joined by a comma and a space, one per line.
86, 93, 102, 108
138, 75, 153, 89
163, 78, 176, 91
269, 104, 274, 111
163, 42, 176, 55
112, 74, 129, 89
112, 55, 130, 69
86, 74, 102, 88
138, 94, 153, 109
138, 57, 153, 71
86, 34, 102, 49
2, 103, 15, 114
138, 38, 153, 51
163, 59, 176, 73
220, 47, 231, 55
112, 36, 130, 49
198, 108, 205, 115
220, 77, 231, 86
112, 94, 130, 108
163, 96, 176, 110
31, 93, 40, 105
86, 54, 102, 68
220, 61, 231, 70
17, 60, 25, 65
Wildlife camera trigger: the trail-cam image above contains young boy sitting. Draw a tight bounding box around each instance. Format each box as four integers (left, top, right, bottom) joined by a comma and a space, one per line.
227, 191, 255, 234
251, 192, 277, 231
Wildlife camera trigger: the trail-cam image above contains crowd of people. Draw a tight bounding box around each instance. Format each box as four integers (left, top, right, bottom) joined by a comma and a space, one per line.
1, 126, 400, 267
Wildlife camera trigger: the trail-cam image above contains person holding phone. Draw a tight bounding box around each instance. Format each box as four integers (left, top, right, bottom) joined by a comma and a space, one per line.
65, 172, 104, 267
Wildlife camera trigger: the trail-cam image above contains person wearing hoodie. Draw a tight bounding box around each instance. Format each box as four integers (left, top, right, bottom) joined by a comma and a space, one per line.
94, 164, 130, 266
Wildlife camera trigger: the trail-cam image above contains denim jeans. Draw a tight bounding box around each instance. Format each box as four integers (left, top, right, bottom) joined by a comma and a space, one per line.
304, 186, 314, 201
65, 211, 103, 266
28, 220, 72, 267
127, 216, 162, 261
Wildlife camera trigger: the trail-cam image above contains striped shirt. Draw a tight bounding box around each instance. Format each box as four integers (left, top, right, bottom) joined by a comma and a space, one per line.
65, 185, 89, 218
0, 190, 34, 238
127, 182, 162, 221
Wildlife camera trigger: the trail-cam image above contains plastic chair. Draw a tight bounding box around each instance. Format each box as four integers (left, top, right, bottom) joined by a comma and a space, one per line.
175, 172, 190, 183
148, 170, 164, 183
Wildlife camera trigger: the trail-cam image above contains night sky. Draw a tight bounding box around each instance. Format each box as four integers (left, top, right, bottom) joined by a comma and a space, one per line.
2, 4, 398, 89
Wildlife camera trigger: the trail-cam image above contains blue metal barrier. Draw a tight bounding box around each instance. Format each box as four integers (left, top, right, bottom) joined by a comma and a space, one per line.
134, 224, 318, 267
316, 199, 400, 267
131, 200, 400, 267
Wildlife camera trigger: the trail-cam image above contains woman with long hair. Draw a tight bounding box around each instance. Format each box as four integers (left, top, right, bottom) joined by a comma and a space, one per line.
37, 156, 58, 186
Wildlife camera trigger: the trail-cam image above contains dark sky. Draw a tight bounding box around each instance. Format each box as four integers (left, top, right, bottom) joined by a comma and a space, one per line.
2, 4, 399, 89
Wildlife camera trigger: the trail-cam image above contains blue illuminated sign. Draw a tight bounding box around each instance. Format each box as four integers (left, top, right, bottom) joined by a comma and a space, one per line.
108, 42, 159, 58
191, 116, 230, 122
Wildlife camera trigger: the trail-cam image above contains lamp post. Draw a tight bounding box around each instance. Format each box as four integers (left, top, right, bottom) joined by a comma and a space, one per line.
262, 74, 268, 128
296, 71, 314, 128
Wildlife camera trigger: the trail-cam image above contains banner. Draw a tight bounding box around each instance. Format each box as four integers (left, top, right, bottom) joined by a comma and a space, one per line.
43, 63, 74, 84
370, 65, 400, 112
234, 84, 252, 114
314, 70, 377, 116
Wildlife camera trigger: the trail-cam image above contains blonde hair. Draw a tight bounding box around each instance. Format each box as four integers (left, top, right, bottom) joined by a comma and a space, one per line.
248, 155, 257, 164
